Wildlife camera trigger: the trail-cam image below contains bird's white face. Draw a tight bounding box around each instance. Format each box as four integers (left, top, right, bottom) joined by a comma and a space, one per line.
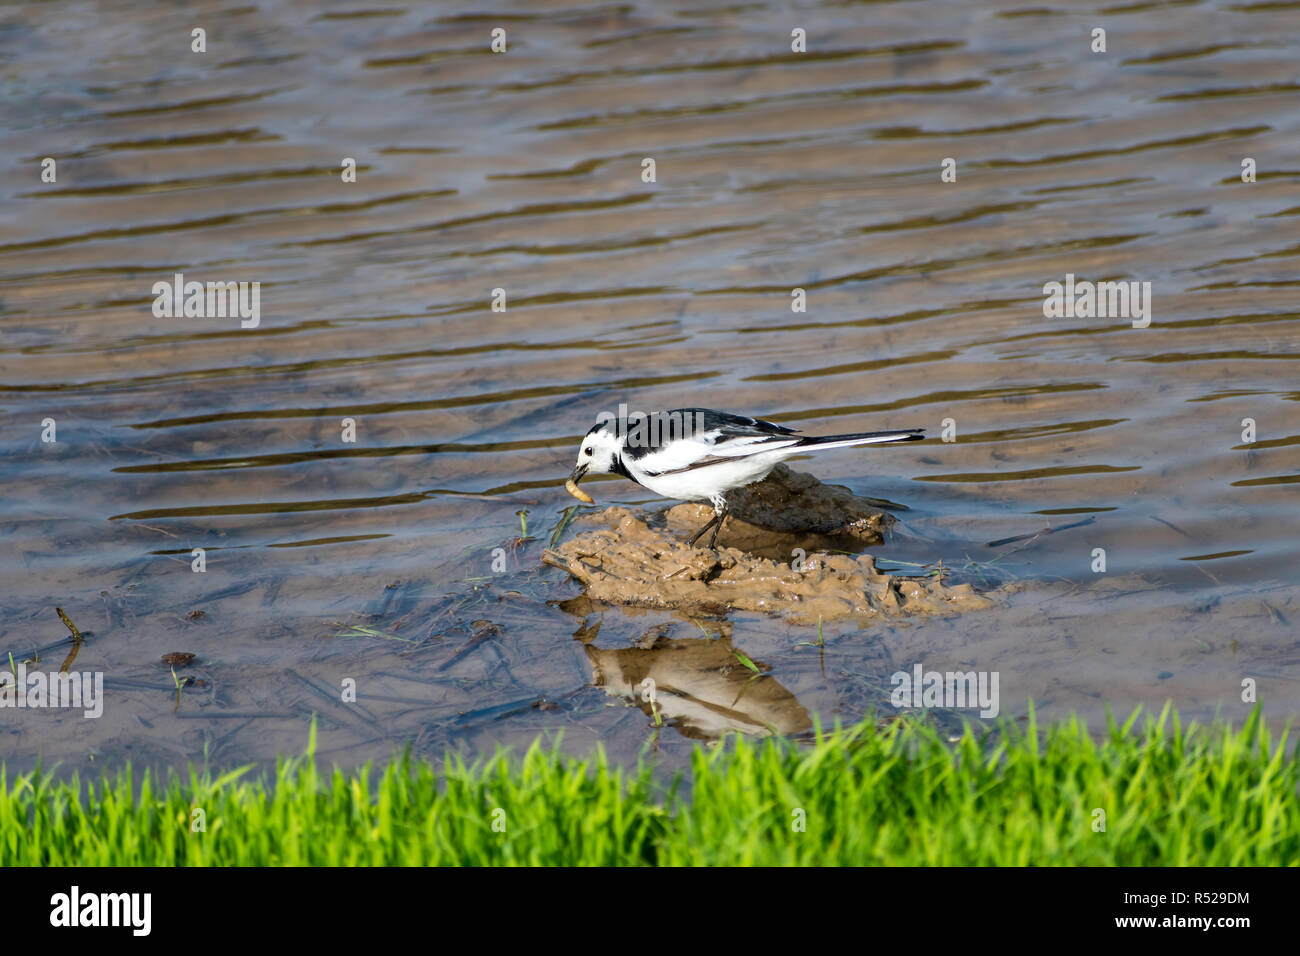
565, 425, 621, 503
570, 425, 621, 480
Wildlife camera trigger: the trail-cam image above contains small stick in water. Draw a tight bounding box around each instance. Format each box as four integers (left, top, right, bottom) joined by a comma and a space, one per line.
56, 607, 83, 643
56, 607, 84, 673
986, 516, 1094, 549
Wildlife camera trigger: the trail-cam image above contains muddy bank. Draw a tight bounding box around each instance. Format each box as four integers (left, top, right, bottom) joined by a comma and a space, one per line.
544, 466, 993, 623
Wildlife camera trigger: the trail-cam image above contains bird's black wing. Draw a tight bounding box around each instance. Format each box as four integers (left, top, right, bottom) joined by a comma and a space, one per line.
620, 408, 798, 461
679, 408, 799, 438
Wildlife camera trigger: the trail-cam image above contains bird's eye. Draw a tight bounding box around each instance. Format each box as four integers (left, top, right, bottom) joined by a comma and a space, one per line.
583, 447, 593, 455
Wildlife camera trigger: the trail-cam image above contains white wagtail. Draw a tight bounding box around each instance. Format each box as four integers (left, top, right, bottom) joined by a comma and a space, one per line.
565, 408, 924, 549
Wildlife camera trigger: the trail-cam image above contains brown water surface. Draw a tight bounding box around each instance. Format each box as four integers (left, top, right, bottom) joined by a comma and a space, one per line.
2, 0, 1297, 775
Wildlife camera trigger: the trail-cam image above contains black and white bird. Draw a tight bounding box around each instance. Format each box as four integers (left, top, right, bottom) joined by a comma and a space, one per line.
565, 408, 924, 549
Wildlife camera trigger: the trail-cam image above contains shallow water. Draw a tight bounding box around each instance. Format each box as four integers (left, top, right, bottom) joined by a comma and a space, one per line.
2, 0, 1297, 776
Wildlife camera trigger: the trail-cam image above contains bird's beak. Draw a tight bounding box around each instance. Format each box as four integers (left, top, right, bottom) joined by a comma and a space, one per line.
565, 464, 594, 504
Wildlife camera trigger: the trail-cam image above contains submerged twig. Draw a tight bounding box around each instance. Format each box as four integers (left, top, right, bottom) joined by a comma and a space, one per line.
56, 608, 84, 643
985, 516, 1095, 550
56, 607, 84, 673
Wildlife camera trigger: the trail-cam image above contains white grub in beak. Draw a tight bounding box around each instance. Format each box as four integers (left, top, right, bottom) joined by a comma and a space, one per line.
564, 477, 594, 504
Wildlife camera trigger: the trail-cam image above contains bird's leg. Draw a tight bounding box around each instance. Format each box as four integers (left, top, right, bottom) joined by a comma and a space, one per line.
706, 514, 725, 549
686, 495, 728, 550
687, 512, 721, 547
705, 494, 728, 550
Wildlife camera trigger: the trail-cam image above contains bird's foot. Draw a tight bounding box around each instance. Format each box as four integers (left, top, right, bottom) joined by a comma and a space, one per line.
687, 497, 728, 551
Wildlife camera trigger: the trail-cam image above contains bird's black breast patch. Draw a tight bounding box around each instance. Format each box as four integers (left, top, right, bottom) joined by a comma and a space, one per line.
610, 454, 633, 480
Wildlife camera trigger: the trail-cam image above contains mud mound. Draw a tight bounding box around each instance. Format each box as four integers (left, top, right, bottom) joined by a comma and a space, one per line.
671, 463, 895, 542
543, 467, 992, 623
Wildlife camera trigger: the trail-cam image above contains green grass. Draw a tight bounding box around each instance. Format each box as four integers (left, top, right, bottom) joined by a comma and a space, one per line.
1, 704, 1296, 865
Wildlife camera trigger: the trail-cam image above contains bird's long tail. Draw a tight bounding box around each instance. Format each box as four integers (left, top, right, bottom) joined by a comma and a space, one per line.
795, 429, 924, 451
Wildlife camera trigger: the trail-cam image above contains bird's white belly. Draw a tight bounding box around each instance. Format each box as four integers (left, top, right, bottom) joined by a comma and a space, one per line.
632, 452, 784, 501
